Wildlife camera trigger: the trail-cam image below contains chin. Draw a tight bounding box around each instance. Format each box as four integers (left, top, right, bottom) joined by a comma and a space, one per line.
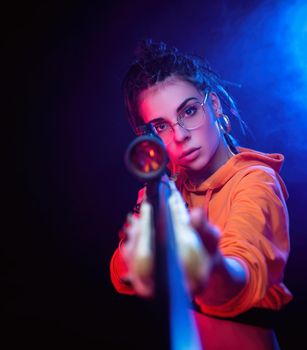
181, 159, 209, 173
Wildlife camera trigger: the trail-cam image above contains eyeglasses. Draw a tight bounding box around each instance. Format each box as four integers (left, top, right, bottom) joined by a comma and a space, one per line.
149, 91, 209, 145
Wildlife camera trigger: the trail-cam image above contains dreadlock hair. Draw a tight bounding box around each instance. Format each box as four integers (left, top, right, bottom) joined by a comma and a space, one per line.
122, 38, 246, 152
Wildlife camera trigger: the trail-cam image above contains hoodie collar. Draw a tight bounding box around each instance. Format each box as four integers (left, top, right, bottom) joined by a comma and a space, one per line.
178, 147, 285, 194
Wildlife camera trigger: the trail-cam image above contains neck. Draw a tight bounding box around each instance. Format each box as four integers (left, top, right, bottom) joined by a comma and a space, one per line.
186, 138, 234, 187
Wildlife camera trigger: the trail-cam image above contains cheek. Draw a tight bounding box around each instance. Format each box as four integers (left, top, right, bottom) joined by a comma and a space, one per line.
197, 121, 220, 147
165, 144, 178, 161
207, 123, 221, 146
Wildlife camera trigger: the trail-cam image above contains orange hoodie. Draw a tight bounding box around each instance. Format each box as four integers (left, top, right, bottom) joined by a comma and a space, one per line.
109, 147, 292, 318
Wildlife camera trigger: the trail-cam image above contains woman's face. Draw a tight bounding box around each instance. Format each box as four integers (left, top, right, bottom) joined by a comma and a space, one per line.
137, 77, 229, 182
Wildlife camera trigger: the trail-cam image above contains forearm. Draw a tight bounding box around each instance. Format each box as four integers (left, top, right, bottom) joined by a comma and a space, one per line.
195, 254, 247, 306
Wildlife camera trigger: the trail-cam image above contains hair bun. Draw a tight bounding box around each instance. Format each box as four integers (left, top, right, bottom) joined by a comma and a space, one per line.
135, 38, 176, 62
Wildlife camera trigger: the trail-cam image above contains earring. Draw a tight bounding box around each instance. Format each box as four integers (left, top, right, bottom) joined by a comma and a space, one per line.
218, 113, 231, 134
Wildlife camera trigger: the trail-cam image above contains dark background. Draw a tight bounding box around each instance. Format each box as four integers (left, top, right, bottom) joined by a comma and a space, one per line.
6, 0, 307, 348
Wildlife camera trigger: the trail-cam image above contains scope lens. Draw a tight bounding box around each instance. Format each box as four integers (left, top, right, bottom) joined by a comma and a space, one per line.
129, 140, 165, 173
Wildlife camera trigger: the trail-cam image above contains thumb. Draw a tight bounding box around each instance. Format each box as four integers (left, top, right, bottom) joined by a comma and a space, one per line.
189, 207, 220, 255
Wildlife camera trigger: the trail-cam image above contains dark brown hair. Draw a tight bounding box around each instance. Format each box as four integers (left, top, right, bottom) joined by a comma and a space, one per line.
122, 38, 245, 149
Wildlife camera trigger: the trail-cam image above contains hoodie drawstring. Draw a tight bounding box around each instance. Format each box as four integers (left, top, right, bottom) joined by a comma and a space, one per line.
204, 188, 213, 218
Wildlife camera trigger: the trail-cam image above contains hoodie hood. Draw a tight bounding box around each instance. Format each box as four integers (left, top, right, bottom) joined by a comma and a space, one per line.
178, 147, 288, 199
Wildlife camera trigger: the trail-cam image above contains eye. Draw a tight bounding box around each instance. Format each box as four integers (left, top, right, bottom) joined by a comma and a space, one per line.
152, 121, 170, 133
182, 103, 198, 118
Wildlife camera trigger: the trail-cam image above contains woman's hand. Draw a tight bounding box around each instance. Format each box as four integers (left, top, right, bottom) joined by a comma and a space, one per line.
167, 185, 217, 295
190, 207, 220, 257
121, 201, 155, 298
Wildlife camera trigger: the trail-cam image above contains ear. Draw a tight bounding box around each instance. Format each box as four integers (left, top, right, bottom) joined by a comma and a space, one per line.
209, 92, 222, 117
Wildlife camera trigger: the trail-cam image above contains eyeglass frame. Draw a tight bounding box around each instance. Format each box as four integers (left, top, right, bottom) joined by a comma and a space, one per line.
144, 90, 209, 144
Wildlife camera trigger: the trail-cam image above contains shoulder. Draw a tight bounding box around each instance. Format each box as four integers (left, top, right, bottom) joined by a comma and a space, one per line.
236, 164, 277, 182
229, 165, 289, 209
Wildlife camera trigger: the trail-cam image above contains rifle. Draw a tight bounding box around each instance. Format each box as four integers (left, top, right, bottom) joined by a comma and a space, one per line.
124, 126, 209, 350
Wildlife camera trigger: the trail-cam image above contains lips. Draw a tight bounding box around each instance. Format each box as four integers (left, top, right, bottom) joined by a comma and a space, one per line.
179, 147, 201, 160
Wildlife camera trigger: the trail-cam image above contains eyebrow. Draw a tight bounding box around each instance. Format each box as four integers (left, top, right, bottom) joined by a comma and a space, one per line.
177, 97, 198, 112
149, 97, 198, 124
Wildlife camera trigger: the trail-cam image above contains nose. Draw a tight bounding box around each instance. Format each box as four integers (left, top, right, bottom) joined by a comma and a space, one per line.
172, 123, 190, 143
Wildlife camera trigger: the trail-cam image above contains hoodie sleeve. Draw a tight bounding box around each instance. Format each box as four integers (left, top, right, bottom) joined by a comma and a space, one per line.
195, 165, 292, 317
110, 239, 136, 295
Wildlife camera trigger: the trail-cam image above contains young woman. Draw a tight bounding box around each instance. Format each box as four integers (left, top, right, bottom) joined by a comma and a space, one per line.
110, 39, 292, 349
